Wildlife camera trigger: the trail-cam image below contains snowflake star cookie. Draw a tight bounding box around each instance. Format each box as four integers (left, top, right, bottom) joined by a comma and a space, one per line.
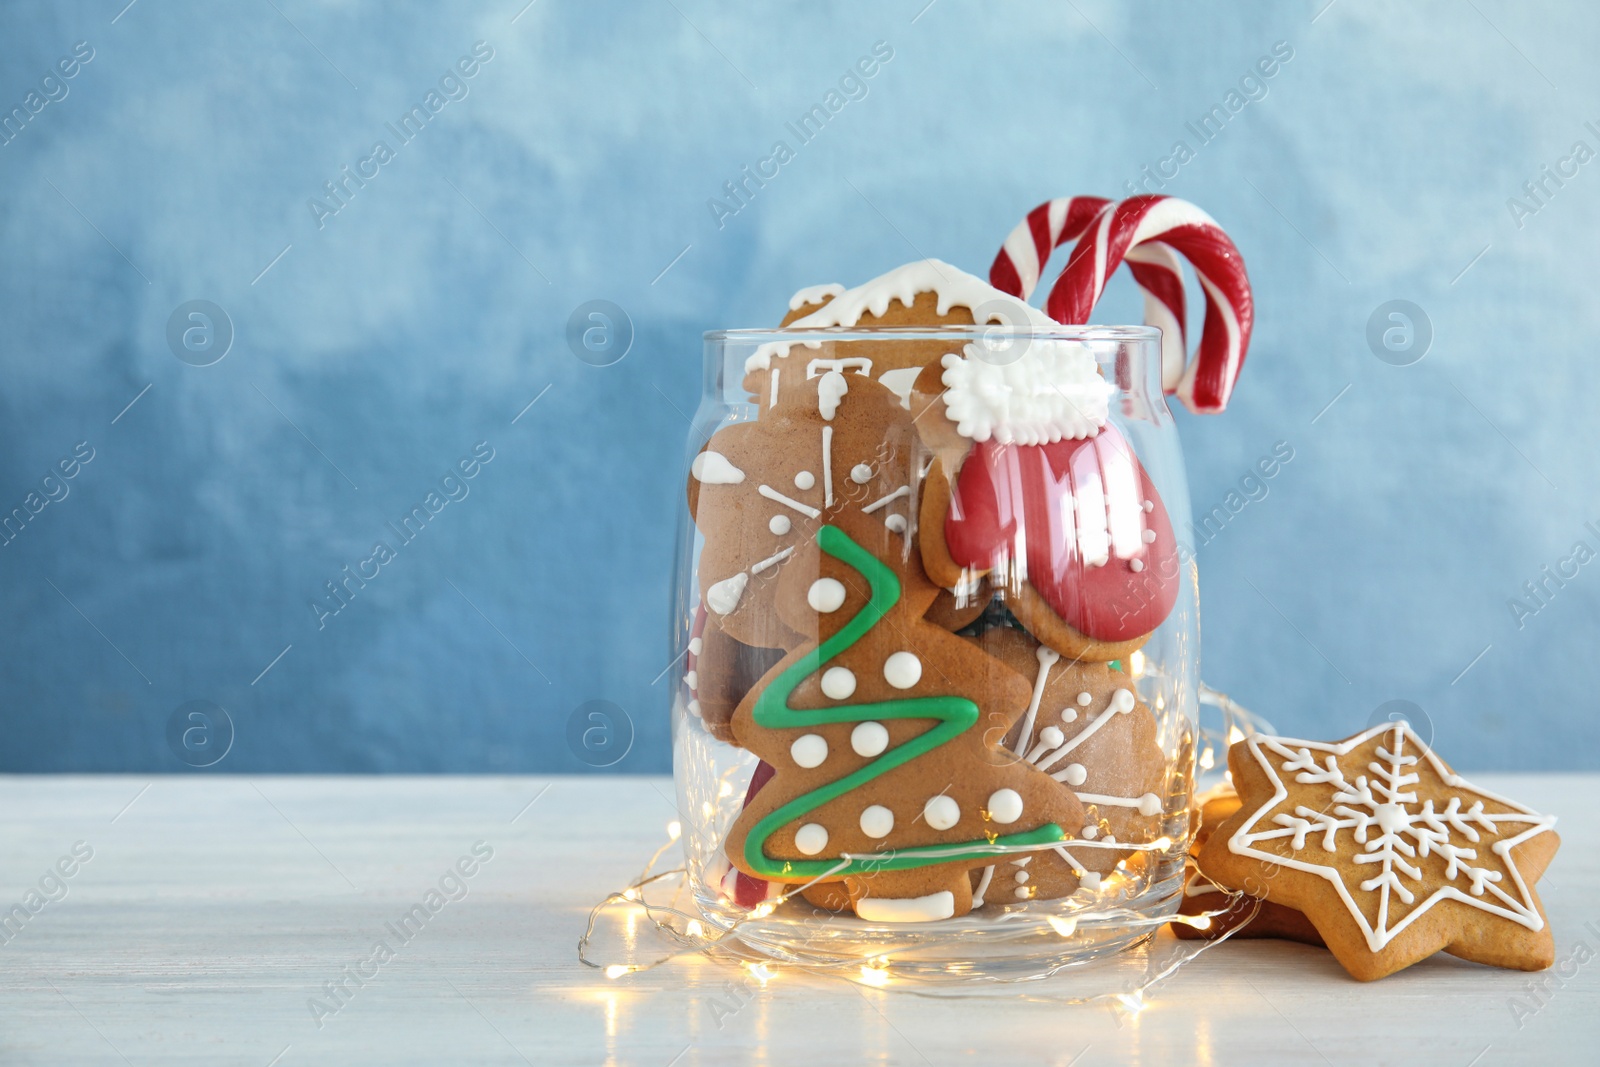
1199, 723, 1559, 981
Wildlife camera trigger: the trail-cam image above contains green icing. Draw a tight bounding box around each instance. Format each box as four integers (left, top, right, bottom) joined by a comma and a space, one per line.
743, 524, 1065, 879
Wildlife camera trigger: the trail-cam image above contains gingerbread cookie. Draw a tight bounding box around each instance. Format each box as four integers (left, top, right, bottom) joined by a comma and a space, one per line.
968, 626, 1168, 904
684, 607, 785, 744
711, 373, 1085, 920
1198, 723, 1559, 980
1171, 788, 1323, 945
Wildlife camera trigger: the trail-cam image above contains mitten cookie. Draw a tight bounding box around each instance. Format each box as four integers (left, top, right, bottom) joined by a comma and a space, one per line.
923, 424, 1179, 662
1198, 723, 1560, 981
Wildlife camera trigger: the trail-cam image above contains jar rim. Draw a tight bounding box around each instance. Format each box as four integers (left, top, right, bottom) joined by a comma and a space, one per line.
704, 324, 1163, 343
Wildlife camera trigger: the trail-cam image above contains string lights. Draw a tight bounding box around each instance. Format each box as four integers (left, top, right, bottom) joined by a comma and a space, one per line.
578, 683, 1273, 1006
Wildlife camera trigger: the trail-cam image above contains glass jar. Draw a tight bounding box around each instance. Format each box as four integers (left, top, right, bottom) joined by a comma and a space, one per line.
668, 324, 1197, 980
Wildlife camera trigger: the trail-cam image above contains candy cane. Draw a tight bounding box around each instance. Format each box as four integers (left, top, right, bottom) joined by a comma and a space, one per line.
991, 196, 1192, 392
992, 195, 1252, 414
1047, 195, 1252, 415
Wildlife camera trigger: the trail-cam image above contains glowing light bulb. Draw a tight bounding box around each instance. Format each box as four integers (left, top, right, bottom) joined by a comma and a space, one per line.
1117, 992, 1146, 1015
858, 962, 890, 987
1129, 650, 1145, 676
621, 887, 640, 901
1186, 914, 1212, 931
1199, 747, 1215, 771
1046, 915, 1078, 937
749, 901, 776, 919
1227, 725, 1245, 747
685, 920, 704, 938
604, 964, 635, 979
667, 820, 682, 840
746, 962, 773, 985
1152, 837, 1173, 851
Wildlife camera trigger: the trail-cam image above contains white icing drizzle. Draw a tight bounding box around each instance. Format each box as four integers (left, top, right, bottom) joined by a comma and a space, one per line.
769, 367, 780, 408
821, 426, 834, 508
1228, 722, 1557, 952
807, 357, 872, 379
749, 546, 794, 575
691, 451, 746, 484
877, 367, 919, 410
759, 484, 820, 519
817, 370, 848, 421
750, 260, 1064, 374
1078, 792, 1163, 817
972, 865, 995, 908
706, 573, 748, 615
788, 282, 845, 311
855, 890, 955, 923
861, 486, 909, 514
1012, 645, 1061, 758
1035, 690, 1136, 773
939, 341, 1112, 445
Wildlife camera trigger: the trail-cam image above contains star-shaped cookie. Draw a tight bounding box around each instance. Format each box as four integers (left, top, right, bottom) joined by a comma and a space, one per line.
1198, 722, 1559, 981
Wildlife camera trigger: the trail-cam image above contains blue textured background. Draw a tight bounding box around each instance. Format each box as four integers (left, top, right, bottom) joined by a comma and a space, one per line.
1, 0, 1595, 773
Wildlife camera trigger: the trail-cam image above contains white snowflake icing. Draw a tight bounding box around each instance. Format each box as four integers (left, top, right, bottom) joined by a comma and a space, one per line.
1228, 722, 1556, 951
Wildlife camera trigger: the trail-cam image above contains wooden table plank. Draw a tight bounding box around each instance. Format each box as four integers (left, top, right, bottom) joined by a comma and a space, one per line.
0, 775, 1595, 1065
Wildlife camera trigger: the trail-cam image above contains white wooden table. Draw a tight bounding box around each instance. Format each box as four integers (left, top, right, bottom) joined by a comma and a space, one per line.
1, 775, 1595, 1065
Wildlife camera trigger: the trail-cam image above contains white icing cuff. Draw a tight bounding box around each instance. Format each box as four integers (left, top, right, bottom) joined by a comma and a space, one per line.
854, 890, 956, 923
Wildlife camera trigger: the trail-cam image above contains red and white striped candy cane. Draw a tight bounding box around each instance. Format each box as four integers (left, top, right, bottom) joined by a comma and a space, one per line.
992, 195, 1253, 414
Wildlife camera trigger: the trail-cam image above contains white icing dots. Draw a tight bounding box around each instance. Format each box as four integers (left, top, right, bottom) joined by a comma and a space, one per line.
987, 789, 1024, 825
794, 471, 815, 490
683, 670, 698, 689
1076, 692, 1093, 707
1138, 793, 1163, 817
1129, 559, 1145, 573
884, 514, 908, 534
691, 451, 745, 484
1061, 763, 1088, 787
706, 573, 749, 615
687, 699, 701, 718
1082, 825, 1099, 840
1014, 886, 1031, 900
1142, 500, 1155, 513
807, 578, 847, 613
794, 823, 829, 855
1112, 689, 1137, 713
883, 651, 922, 689
1142, 528, 1157, 544
859, 805, 894, 839
923, 795, 960, 830
850, 463, 873, 484
790, 734, 828, 769
851, 721, 889, 758
1080, 872, 1102, 891
688, 637, 702, 656
1014, 870, 1029, 884
769, 515, 792, 536
1062, 708, 1078, 723
817, 369, 849, 421
1039, 726, 1064, 749
820, 667, 856, 700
